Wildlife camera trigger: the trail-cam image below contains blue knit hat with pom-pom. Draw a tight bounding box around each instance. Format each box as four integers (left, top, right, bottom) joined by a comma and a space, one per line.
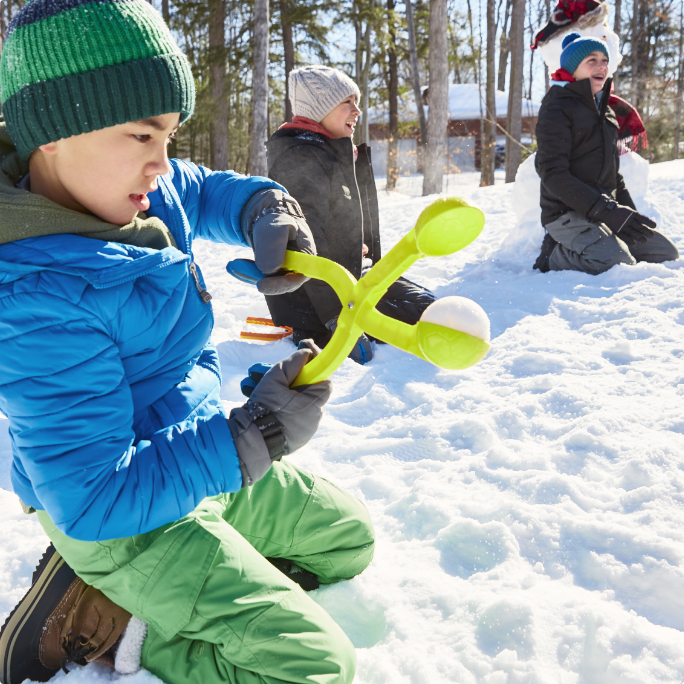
560, 32, 609, 75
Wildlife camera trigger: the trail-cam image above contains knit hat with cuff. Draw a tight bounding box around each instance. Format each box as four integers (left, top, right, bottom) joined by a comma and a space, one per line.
289, 66, 360, 123
559, 32, 609, 75
0, 0, 195, 160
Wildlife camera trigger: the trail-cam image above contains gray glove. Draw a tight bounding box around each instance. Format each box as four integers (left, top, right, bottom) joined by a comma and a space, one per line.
240, 189, 316, 295
326, 316, 373, 365
227, 340, 332, 486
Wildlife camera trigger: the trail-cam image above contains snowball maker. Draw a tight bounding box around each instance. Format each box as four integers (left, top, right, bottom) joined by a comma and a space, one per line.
282, 196, 489, 385
420, 296, 491, 343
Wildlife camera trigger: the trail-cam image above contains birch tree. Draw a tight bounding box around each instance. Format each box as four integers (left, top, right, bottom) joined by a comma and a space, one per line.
209, 0, 229, 169
387, 0, 399, 190
406, 0, 427, 152
249, 0, 269, 176
357, 19, 373, 144
613, 0, 621, 91
280, 0, 295, 122
480, 0, 496, 186
498, 0, 511, 91
674, 0, 683, 158
504, 0, 525, 183
423, 0, 448, 195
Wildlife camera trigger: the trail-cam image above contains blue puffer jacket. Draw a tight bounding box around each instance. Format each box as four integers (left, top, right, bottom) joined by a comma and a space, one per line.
0, 159, 282, 542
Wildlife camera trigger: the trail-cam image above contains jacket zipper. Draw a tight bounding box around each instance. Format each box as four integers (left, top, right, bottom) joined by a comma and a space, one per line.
189, 261, 212, 303
163, 178, 215, 313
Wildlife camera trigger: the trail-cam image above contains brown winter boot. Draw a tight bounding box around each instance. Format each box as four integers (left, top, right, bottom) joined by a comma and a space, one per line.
0, 544, 131, 684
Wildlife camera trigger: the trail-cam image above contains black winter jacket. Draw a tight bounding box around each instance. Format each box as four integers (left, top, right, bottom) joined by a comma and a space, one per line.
264, 128, 381, 331
535, 77, 635, 226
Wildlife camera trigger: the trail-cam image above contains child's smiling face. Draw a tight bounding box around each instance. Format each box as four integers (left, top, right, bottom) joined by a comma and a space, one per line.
320, 95, 361, 139
573, 50, 609, 96
31, 113, 180, 226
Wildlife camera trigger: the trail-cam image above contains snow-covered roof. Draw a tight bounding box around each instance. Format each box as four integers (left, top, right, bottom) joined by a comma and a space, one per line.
368, 83, 541, 124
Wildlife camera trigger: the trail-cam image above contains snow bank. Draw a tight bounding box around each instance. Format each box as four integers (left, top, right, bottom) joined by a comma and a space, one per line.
2, 158, 684, 684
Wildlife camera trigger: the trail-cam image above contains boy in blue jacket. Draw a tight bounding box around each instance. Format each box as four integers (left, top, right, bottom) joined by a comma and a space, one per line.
0, 2, 374, 683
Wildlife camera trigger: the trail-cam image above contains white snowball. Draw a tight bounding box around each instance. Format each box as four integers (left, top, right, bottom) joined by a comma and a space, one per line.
420, 296, 491, 343
538, 21, 622, 77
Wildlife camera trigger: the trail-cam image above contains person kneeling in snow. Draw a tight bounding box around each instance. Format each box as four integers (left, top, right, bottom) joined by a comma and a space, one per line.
262, 65, 436, 364
533, 33, 679, 274
0, 3, 374, 684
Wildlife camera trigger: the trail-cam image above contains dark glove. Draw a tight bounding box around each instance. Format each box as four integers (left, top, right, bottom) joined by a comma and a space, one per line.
240, 189, 316, 295
228, 341, 332, 486
325, 316, 373, 365
588, 195, 656, 247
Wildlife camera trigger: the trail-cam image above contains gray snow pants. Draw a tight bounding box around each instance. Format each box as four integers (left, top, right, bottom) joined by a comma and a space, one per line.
545, 211, 679, 275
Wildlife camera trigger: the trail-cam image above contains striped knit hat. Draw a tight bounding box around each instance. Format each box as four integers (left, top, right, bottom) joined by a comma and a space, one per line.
0, 0, 195, 159
289, 66, 360, 123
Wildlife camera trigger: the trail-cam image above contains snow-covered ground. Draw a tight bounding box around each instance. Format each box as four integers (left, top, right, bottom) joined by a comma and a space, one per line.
2, 158, 684, 684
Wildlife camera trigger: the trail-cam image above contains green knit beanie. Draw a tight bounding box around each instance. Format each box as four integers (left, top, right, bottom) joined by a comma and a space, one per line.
0, 0, 195, 159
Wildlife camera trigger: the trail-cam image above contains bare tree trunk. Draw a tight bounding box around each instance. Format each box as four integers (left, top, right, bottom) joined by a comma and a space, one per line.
354, 15, 362, 83
280, 0, 294, 122
0, 2, 5, 119
631, 0, 638, 103
498, 0, 512, 91
249, 0, 269, 176
544, 0, 550, 91
0, 0, 6, 52
387, 0, 399, 190
406, 0, 428, 155
634, 0, 646, 110
675, 0, 683, 159
526, 0, 534, 99
423, 0, 448, 195
209, 0, 228, 169
163, 0, 177, 156
480, 0, 496, 186
612, 0, 621, 91
505, 0, 525, 182
360, 22, 372, 145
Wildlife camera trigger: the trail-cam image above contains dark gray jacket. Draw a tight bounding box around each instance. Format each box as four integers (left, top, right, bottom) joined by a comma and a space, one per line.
535, 77, 635, 226
265, 128, 381, 331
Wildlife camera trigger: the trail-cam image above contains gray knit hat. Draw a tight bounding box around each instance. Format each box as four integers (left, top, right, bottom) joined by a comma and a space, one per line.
289, 66, 360, 123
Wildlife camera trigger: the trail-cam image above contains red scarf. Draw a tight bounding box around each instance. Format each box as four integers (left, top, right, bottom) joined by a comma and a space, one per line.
550, 68, 648, 153
277, 116, 359, 161
278, 116, 334, 139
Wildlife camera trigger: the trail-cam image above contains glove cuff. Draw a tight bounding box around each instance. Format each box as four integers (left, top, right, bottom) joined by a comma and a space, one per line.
240, 189, 306, 247
245, 400, 288, 460
587, 194, 617, 222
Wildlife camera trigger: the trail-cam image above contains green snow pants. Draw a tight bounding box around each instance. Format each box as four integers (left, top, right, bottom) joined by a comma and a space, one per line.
36, 461, 375, 684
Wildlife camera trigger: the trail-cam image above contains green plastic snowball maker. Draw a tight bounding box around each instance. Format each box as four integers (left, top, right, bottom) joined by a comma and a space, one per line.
286, 197, 489, 387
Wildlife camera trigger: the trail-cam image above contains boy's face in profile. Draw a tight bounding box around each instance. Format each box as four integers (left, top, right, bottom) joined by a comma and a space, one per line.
573, 50, 609, 96
33, 113, 180, 226
320, 95, 361, 139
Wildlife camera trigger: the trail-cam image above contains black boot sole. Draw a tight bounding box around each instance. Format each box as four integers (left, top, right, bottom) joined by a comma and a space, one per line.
0, 544, 77, 684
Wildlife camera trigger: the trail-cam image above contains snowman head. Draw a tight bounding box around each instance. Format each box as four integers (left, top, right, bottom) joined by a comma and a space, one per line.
532, 0, 622, 77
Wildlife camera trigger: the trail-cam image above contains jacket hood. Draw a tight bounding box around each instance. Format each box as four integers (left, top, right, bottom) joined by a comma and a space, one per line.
0, 122, 177, 252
